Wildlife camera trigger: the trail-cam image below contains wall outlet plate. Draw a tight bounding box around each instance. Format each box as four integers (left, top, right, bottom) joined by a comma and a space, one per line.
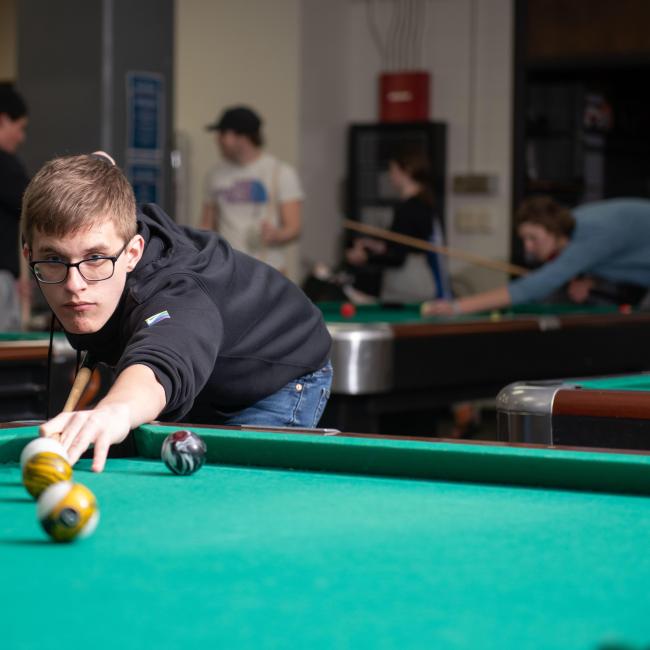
452, 173, 498, 195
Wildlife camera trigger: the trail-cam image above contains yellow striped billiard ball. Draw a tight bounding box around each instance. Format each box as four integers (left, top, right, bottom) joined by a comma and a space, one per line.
20, 437, 69, 469
22, 451, 73, 499
37, 481, 99, 543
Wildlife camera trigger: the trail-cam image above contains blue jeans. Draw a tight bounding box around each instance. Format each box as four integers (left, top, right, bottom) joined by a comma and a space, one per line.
219, 362, 333, 428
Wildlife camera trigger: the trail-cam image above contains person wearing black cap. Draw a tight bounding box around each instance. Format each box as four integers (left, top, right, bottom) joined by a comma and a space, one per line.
200, 105, 303, 274
0, 83, 29, 330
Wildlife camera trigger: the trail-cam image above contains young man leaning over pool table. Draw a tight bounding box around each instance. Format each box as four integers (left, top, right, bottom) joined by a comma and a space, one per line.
423, 195, 650, 315
21, 153, 332, 472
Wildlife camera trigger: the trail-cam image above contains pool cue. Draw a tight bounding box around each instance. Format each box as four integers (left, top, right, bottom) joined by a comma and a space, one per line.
62, 355, 96, 413
342, 219, 529, 277
42, 355, 97, 442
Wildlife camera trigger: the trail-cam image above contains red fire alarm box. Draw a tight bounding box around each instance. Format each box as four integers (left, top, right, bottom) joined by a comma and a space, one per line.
379, 71, 430, 122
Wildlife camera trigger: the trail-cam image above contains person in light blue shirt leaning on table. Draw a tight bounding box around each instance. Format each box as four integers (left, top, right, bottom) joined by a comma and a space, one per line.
423, 195, 650, 315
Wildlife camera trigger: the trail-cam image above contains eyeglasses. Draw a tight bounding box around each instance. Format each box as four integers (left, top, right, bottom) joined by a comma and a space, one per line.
29, 242, 129, 284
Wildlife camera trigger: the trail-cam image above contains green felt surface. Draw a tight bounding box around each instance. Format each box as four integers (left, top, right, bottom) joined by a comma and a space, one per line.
0, 331, 64, 342
3, 457, 650, 649
573, 373, 650, 392
2, 424, 650, 648
319, 301, 620, 324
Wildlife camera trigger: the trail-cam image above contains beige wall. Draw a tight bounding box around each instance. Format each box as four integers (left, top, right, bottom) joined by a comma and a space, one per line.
174, 0, 301, 228
7, 0, 514, 290
300, 0, 514, 293
174, 0, 515, 289
0, 0, 17, 81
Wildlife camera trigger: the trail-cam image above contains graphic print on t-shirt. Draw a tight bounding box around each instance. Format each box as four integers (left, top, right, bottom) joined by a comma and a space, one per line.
218, 179, 268, 204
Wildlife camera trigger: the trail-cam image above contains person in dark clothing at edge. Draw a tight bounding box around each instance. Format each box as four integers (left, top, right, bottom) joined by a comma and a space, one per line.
22, 153, 332, 473
0, 83, 30, 330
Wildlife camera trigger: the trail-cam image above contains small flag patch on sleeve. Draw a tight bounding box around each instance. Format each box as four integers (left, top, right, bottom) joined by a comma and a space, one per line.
145, 310, 171, 327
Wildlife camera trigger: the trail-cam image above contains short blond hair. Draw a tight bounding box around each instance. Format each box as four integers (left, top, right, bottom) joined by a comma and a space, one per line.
21, 154, 137, 247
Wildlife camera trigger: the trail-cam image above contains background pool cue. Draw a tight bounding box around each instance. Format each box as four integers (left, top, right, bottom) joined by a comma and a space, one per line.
62, 357, 96, 413
342, 219, 529, 277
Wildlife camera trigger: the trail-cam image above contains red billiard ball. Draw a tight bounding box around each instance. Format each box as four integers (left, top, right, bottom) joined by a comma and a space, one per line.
340, 302, 356, 318
619, 304, 632, 314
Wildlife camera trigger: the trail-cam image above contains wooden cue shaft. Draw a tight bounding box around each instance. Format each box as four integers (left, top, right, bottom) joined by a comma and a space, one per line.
342, 219, 529, 277
62, 365, 94, 413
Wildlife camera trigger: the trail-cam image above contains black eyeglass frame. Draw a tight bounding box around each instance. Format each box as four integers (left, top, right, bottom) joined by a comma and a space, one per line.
29, 241, 130, 284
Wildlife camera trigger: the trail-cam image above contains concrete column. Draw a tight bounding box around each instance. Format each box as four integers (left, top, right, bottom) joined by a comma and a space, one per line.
17, 0, 174, 212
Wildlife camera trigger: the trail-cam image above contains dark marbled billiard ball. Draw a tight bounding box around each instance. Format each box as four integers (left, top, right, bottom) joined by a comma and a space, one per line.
161, 430, 207, 476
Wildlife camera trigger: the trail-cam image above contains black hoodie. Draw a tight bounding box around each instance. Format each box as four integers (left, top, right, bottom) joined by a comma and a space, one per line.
66, 204, 331, 422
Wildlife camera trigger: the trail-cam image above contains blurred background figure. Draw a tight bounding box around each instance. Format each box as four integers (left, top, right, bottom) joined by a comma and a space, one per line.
0, 82, 28, 331
423, 195, 650, 317
200, 105, 303, 275
344, 149, 449, 303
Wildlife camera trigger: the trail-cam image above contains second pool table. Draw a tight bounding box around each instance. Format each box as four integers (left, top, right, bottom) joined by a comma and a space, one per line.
321, 301, 650, 434
0, 331, 77, 419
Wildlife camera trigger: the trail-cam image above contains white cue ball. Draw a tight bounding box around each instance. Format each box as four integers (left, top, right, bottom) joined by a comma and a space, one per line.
20, 437, 69, 469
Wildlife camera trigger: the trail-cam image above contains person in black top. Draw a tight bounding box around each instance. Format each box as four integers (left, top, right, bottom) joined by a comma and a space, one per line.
0, 83, 29, 330
345, 150, 448, 302
22, 153, 332, 472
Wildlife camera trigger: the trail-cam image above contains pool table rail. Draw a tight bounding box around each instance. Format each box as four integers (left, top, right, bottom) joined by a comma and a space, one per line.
498, 377, 650, 450
5, 421, 650, 495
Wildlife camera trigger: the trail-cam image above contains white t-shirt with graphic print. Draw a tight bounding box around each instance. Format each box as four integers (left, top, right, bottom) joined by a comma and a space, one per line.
204, 152, 304, 270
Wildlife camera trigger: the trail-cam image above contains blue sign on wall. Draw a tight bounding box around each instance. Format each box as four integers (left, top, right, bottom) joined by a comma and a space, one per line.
126, 71, 165, 204
127, 163, 162, 204
127, 73, 163, 151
